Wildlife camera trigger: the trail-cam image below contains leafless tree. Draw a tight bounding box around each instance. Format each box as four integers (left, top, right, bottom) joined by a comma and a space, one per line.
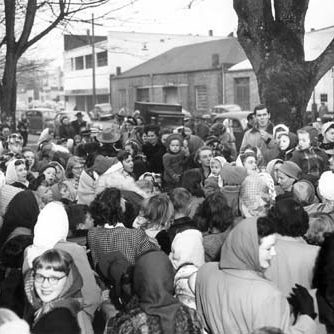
0, 0, 132, 123
234, 0, 334, 129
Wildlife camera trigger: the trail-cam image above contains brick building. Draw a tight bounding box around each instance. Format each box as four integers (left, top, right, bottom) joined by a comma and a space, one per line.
110, 37, 247, 115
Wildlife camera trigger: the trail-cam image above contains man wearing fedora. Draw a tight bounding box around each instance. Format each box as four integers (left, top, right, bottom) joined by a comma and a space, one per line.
96, 124, 122, 157
71, 112, 87, 136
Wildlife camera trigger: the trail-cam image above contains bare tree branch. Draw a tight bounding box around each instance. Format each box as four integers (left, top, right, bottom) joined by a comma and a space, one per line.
311, 37, 334, 83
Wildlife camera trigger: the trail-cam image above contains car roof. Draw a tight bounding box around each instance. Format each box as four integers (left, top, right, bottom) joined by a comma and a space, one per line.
213, 111, 251, 121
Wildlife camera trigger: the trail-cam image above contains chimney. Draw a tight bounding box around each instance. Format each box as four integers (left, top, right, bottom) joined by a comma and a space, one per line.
209, 29, 213, 36
116, 66, 121, 75
212, 54, 219, 68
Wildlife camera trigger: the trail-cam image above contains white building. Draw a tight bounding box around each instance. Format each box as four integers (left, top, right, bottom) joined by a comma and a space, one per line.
63, 31, 222, 111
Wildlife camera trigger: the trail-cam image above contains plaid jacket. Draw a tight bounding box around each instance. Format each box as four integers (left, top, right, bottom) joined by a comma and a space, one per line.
88, 226, 159, 268
290, 147, 329, 182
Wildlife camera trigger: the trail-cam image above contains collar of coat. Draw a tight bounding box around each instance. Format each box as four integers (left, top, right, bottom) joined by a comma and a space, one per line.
250, 121, 274, 135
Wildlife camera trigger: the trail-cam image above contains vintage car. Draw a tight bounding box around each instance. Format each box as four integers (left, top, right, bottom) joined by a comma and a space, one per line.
213, 111, 252, 150
26, 108, 58, 135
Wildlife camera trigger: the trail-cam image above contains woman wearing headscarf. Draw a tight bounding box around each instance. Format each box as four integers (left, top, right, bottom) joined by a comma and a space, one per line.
106, 250, 202, 334
23, 202, 101, 327
239, 173, 276, 218
0, 189, 39, 249
5, 159, 29, 189
24, 249, 84, 334
195, 218, 317, 334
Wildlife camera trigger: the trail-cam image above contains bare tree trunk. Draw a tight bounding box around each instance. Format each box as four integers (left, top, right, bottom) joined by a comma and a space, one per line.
1, 52, 18, 127
233, 0, 334, 130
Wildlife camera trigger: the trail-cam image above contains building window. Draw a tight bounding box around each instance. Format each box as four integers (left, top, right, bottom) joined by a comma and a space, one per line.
85, 54, 92, 69
119, 89, 127, 107
97, 95, 109, 104
136, 88, 149, 102
163, 86, 178, 104
320, 94, 328, 102
75, 56, 84, 70
234, 77, 250, 110
195, 85, 208, 111
75, 96, 85, 110
97, 51, 108, 67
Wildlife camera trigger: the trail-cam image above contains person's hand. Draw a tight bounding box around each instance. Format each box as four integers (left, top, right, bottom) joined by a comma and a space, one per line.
288, 284, 316, 320
259, 129, 270, 142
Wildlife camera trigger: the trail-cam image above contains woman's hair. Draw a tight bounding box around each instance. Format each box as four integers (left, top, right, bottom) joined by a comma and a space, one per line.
194, 192, 234, 233
305, 212, 334, 245
240, 151, 257, 165
312, 233, 334, 298
257, 215, 277, 240
65, 156, 82, 178
169, 187, 191, 214
124, 140, 140, 156
32, 249, 73, 275
14, 159, 26, 167
142, 193, 174, 229
89, 187, 124, 227
39, 164, 57, 176
260, 198, 308, 237
117, 150, 131, 163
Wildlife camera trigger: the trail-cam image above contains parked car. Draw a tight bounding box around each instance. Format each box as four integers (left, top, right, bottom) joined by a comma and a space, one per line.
211, 104, 242, 117
134, 101, 185, 128
46, 111, 92, 137
26, 108, 58, 135
213, 111, 252, 150
89, 103, 113, 120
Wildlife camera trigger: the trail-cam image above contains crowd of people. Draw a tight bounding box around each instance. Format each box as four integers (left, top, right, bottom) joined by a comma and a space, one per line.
0, 104, 333, 333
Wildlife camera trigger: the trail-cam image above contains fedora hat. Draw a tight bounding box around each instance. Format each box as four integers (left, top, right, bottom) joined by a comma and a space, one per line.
75, 112, 83, 117
96, 124, 121, 143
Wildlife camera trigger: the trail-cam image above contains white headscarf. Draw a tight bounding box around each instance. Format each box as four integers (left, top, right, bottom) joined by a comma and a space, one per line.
5, 159, 27, 185
169, 229, 205, 270
26, 201, 69, 268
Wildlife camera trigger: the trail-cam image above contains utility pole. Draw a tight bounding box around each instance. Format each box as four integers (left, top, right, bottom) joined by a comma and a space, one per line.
91, 13, 96, 107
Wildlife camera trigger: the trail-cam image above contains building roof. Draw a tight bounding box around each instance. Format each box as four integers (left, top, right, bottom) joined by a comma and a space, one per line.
116, 37, 247, 78
228, 26, 334, 72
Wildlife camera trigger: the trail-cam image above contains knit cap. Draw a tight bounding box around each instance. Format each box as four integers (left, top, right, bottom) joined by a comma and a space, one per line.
277, 161, 302, 181
318, 171, 334, 201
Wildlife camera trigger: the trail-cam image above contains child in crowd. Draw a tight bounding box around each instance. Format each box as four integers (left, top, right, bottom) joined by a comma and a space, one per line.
167, 188, 198, 245
208, 156, 226, 188
290, 126, 328, 184
163, 134, 189, 190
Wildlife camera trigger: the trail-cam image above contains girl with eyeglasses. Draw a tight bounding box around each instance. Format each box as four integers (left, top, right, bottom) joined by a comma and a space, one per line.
24, 249, 86, 334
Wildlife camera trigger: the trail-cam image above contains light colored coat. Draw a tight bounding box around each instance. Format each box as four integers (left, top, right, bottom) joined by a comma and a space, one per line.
196, 262, 316, 334
265, 236, 320, 297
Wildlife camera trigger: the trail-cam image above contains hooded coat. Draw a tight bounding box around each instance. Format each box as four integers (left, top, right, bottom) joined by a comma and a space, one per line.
195, 218, 316, 334
23, 202, 101, 321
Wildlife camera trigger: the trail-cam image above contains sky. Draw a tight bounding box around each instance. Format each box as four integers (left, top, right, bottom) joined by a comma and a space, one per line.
31, 0, 334, 65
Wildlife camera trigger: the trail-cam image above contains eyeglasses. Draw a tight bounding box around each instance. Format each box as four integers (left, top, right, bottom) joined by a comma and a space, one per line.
34, 272, 67, 285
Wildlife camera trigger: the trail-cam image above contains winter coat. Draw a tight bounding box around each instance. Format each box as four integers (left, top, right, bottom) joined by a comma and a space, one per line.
264, 236, 319, 297
195, 218, 316, 334
163, 151, 187, 186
